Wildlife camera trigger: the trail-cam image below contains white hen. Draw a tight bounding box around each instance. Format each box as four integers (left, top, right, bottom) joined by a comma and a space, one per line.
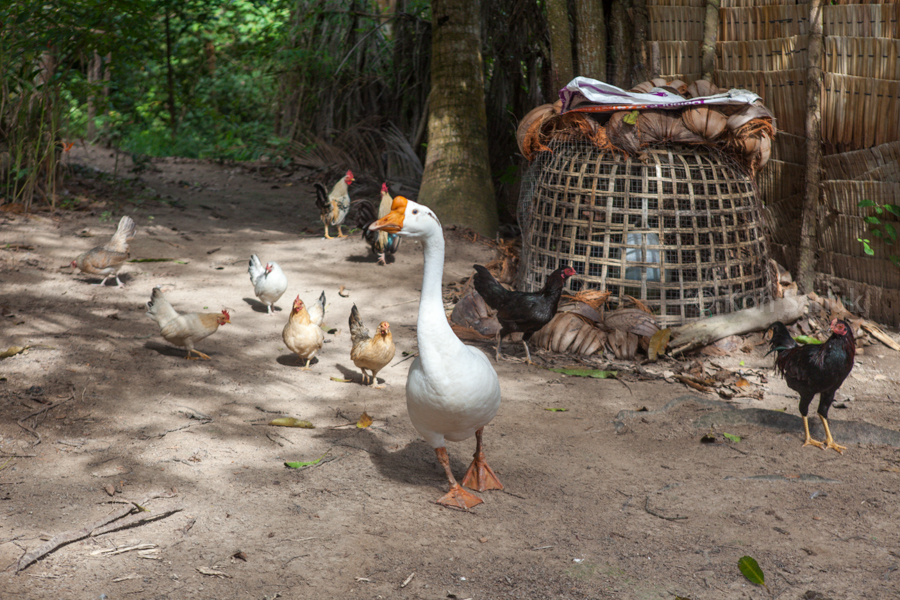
369, 196, 503, 509
248, 254, 288, 315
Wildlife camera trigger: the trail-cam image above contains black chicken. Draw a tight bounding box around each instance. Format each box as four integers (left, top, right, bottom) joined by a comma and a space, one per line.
473, 264, 576, 364
765, 319, 856, 453
356, 183, 401, 265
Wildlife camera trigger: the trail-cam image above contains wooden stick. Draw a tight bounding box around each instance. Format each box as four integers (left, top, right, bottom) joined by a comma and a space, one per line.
700, 0, 720, 82
15, 493, 177, 573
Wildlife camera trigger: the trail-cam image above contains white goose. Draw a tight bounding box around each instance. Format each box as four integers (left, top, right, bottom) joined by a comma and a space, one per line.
370, 196, 503, 509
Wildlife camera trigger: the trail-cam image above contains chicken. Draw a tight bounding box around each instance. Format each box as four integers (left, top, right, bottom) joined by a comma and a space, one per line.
349, 304, 396, 388
248, 254, 288, 315
472, 264, 576, 364
146, 287, 230, 360
357, 183, 402, 264
282, 292, 326, 369
314, 170, 354, 239
766, 318, 856, 453
71, 215, 136, 286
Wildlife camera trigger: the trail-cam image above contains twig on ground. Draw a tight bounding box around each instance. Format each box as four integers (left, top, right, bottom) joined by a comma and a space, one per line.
17, 393, 76, 446
15, 492, 178, 573
381, 299, 418, 309
644, 495, 688, 521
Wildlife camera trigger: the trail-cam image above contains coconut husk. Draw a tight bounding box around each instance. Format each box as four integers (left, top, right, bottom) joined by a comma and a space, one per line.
667, 79, 689, 96
532, 312, 608, 356
517, 104, 558, 160
637, 111, 705, 146
725, 104, 774, 132
651, 77, 667, 88
563, 289, 612, 312
685, 80, 721, 99
604, 307, 660, 337
681, 107, 728, 140
605, 111, 642, 155
755, 132, 772, 170
449, 288, 501, 337
630, 81, 656, 93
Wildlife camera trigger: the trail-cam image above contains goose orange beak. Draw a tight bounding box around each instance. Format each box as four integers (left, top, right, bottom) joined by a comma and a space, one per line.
369, 196, 407, 233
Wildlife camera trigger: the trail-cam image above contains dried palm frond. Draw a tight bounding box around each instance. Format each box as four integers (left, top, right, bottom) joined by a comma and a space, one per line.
637, 110, 704, 146
562, 290, 612, 312
452, 324, 495, 341
623, 295, 653, 314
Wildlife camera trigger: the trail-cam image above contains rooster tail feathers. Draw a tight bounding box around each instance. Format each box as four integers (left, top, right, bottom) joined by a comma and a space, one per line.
308, 291, 326, 326
349, 304, 369, 343
106, 215, 136, 253
314, 182, 329, 211
385, 233, 401, 255
355, 200, 377, 229
472, 264, 507, 307
248, 254, 265, 285
146, 286, 179, 327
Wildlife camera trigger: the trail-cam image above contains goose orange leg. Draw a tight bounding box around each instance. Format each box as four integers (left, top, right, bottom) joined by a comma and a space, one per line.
461, 428, 504, 492
434, 448, 483, 509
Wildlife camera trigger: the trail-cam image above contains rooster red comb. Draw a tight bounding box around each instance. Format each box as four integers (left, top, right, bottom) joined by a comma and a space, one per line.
345, 170, 354, 184
381, 182, 389, 193
221, 309, 230, 319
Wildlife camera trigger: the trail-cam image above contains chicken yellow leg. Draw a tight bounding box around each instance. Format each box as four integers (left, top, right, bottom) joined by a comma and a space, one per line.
336, 225, 347, 238
461, 428, 504, 492
186, 349, 211, 361
323, 224, 333, 239
818, 414, 847, 454
434, 447, 483, 509
801, 416, 825, 450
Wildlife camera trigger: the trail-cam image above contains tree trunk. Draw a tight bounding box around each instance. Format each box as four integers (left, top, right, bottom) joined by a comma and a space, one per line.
631, 0, 649, 83
574, 0, 605, 82
609, 0, 634, 89
86, 51, 101, 139
700, 0, 720, 82
546, 0, 573, 93
417, 0, 497, 237
164, 7, 177, 138
798, 0, 824, 293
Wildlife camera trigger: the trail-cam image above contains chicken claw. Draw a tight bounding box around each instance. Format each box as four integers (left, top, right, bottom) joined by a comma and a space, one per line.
186, 349, 212, 360
336, 225, 347, 238
819, 415, 846, 454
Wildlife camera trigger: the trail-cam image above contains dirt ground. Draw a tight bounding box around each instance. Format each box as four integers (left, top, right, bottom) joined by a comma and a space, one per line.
2, 145, 900, 600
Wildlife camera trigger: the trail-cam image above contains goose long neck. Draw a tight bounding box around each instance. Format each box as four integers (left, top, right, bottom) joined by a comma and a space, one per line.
417, 228, 453, 345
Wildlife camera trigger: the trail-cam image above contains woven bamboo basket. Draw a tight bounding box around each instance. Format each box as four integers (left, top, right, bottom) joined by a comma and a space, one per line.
518, 140, 771, 328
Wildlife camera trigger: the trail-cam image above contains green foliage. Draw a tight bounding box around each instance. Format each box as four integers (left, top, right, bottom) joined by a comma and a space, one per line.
858, 199, 900, 268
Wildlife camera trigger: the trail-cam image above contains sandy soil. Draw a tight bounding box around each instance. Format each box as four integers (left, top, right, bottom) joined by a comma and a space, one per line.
1, 145, 900, 600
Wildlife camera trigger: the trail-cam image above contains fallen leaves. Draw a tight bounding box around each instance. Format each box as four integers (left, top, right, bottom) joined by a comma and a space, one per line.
356, 412, 373, 429
268, 418, 314, 429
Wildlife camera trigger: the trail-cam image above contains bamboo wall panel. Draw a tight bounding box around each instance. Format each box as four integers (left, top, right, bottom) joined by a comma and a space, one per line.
823, 4, 900, 38
822, 74, 900, 149
816, 275, 900, 327
716, 70, 806, 136
719, 6, 809, 41
822, 180, 900, 216
825, 38, 900, 80
717, 36, 808, 71
647, 0, 706, 6
823, 141, 900, 180
656, 41, 702, 79
648, 7, 705, 41
721, 0, 809, 7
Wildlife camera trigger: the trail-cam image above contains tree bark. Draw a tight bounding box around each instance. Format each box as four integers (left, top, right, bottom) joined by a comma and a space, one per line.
417, 0, 498, 237
609, 0, 634, 89
632, 0, 649, 84
798, 0, 823, 293
575, 0, 605, 82
164, 6, 177, 138
700, 0, 720, 82
546, 0, 573, 93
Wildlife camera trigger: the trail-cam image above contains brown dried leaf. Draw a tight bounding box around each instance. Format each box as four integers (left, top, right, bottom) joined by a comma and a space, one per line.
648, 328, 671, 362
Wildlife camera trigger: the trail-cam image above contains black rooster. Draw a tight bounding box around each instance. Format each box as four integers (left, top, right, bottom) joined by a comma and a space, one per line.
765, 319, 856, 453
356, 183, 401, 265
473, 264, 576, 364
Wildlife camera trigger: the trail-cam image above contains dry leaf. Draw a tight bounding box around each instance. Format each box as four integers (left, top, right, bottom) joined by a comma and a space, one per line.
356, 412, 373, 429
338, 285, 349, 298
197, 566, 231, 578
648, 328, 671, 361
268, 417, 315, 428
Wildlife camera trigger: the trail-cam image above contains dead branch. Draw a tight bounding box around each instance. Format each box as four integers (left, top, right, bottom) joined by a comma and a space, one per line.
670, 295, 809, 355
644, 495, 688, 521
16, 394, 75, 446
15, 492, 177, 573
